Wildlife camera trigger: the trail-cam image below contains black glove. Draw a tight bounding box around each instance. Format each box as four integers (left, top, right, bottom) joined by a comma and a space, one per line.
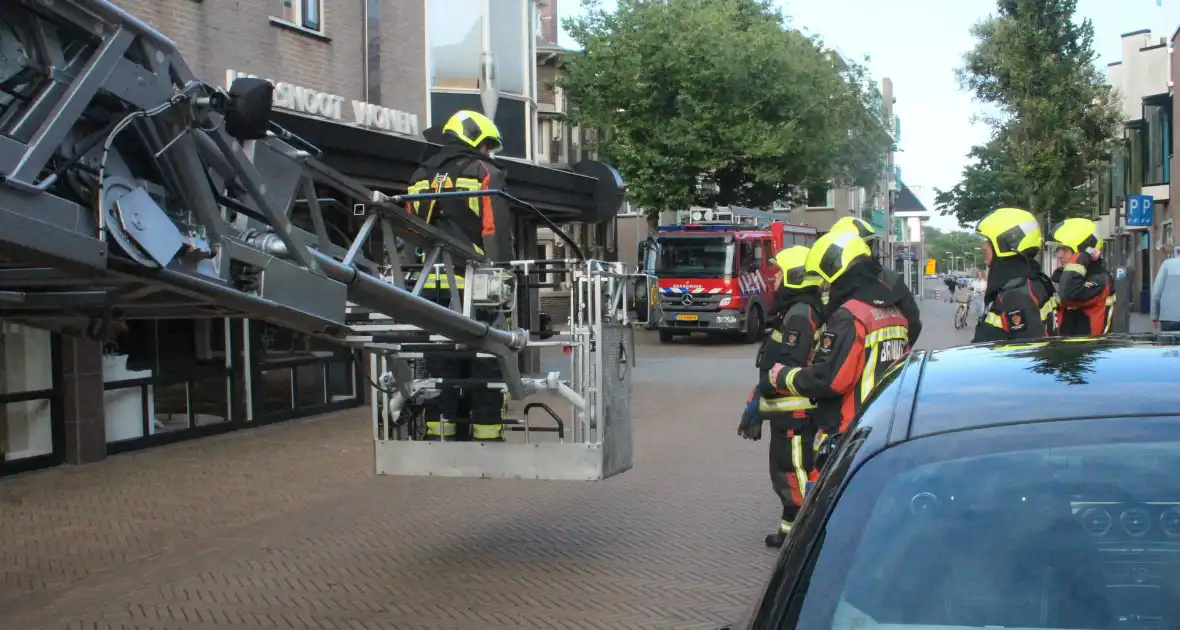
737, 391, 762, 440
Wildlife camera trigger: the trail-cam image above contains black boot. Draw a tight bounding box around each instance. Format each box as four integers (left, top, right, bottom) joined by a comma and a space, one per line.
765, 519, 792, 547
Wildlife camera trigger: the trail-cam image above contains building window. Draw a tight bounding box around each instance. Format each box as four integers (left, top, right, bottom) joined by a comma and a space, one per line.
806, 184, 832, 208
1110, 143, 1127, 208
428, 0, 483, 90
1144, 99, 1171, 186
275, 0, 323, 32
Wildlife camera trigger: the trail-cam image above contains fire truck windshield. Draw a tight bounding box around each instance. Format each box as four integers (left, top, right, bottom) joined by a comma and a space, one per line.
653, 236, 733, 277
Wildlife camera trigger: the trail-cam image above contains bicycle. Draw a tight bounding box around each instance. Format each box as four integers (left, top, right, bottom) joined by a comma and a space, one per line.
954, 302, 970, 329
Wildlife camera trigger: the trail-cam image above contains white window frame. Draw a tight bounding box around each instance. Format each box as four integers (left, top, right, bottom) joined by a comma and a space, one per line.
273, 0, 326, 35
535, 119, 550, 162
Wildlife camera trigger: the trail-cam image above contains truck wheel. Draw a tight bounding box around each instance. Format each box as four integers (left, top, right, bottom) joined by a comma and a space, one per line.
659, 329, 674, 343
743, 305, 764, 344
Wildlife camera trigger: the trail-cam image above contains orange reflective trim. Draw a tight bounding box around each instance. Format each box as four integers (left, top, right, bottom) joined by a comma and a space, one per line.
828, 321, 866, 395
480, 170, 495, 238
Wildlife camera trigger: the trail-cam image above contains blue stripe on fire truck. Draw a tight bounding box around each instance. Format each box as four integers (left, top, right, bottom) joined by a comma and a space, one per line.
660, 287, 725, 295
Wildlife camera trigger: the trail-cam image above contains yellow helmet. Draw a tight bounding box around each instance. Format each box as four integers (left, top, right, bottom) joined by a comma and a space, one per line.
773, 246, 821, 289
1051, 217, 1101, 253
442, 110, 502, 151
830, 216, 877, 240
975, 207, 1042, 258
806, 230, 873, 284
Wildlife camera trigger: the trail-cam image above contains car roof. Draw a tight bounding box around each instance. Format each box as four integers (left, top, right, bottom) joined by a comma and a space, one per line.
896, 334, 1180, 440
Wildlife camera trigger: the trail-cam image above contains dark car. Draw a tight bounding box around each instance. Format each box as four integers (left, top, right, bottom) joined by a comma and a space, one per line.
728, 334, 1180, 630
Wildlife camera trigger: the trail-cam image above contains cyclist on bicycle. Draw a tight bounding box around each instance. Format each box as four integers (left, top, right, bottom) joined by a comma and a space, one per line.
954, 281, 974, 328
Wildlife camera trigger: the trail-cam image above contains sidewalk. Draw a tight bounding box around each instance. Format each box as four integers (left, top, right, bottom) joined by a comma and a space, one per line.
1131, 312, 1152, 333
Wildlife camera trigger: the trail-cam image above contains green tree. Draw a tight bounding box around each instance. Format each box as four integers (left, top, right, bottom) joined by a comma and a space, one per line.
924, 228, 986, 273
935, 0, 1119, 228
933, 128, 1024, 228
558, 0, 889, 225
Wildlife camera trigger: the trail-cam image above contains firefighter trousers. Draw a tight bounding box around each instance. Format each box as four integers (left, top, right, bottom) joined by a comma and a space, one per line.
417, 287, 506, 441
422, 355, 505, 440
768, 419, 819, 532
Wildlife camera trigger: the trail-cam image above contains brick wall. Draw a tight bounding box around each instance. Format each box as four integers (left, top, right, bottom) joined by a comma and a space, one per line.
539, 294, 571, 328
116, 0, 426, 122
538, 65, 559, 105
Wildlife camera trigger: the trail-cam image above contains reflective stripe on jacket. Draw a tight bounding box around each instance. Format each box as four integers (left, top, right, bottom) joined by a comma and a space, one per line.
776, 298, 909, 433
757, 300, 820, 425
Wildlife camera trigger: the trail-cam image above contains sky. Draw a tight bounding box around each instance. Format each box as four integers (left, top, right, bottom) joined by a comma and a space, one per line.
559, 0, 1180, 232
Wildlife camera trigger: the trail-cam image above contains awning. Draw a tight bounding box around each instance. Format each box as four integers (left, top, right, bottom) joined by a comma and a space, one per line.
271, 111, 622, 224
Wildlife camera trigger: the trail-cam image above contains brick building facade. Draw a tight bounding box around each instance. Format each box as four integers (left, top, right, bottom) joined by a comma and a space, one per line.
1, 0, 432, 475
116, 0, 427, 124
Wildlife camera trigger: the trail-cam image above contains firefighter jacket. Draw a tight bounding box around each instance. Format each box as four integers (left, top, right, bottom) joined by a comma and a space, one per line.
774, 263, 910, 434
756, 292, 823, 427
973, 257, 1058, 343
767, 285, 794, 328
405, 142, 514, 289
1055, 251, 1114, 337
873, 262, 922, 348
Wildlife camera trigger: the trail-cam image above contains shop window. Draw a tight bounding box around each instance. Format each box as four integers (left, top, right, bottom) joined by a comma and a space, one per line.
274, 0, 323, 33
104, 320, 233, 444
1, 324, 55, 462
252, 321, 358, 422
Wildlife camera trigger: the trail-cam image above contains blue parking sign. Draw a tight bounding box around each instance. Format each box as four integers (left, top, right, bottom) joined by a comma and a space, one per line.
1127, 194, 1154, 228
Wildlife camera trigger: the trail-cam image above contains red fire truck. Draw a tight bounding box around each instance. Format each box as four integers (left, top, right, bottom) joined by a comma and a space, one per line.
638, 221, 818, 343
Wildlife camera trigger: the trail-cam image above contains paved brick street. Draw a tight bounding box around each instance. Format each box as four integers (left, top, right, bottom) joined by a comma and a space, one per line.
0, 298, 965, 630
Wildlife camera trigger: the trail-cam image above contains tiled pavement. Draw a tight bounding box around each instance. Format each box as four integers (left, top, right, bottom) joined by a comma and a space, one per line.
0, 298, 963, 630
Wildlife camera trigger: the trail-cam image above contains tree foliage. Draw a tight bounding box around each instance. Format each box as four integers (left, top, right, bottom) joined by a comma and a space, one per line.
934, 0, 1120, 228
924, 226, 986, 272
558, 0, 889, 216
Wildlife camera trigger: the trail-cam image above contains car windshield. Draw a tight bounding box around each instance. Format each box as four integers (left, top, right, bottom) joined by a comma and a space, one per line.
653, 236, 733, 277
790, 417, 1180, 630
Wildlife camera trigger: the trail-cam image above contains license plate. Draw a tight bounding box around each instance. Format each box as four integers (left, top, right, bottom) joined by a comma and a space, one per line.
677, 314, 699, 321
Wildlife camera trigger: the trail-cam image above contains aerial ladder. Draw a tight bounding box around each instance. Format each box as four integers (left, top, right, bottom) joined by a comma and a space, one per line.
0, 0, 633, 480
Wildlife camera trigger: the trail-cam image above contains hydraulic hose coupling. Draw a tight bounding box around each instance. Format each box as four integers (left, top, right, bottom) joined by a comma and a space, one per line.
244, 230, 288, 257
505, 328, 528, 351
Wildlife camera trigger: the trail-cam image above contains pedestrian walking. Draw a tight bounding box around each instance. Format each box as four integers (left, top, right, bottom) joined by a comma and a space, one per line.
1152, 246, 1180, 332
970, 271, 986, 319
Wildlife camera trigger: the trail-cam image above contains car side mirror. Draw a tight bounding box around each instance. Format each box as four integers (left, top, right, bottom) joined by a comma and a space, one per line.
814, 431, 843, 473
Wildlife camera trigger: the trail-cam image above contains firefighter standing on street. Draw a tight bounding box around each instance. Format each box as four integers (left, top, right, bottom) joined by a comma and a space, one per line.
737, 246, 824, 548
972, 207, 1058, 342
1051, 218, 1114, 337
829, 216, 923, 349
405, 110, 515, 442
768, 231, 910, 438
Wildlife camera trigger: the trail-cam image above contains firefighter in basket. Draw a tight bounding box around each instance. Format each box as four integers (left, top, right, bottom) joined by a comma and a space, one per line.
404, 110, 515, 442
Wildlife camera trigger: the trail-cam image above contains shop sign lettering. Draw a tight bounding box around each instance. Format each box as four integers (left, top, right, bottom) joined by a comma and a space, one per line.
225, 69, 420, 136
